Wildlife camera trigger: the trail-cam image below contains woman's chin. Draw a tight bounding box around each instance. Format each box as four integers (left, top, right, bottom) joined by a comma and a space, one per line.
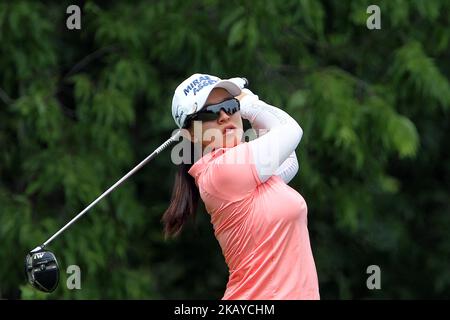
223, 133, 242, 148
203, 133, 242, 150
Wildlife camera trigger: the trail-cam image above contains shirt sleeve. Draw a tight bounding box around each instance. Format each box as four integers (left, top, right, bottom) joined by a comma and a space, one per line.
199, 142, 262, 202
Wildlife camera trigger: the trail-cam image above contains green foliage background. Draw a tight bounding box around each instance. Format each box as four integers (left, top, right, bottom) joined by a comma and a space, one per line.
0, 0, 449, 299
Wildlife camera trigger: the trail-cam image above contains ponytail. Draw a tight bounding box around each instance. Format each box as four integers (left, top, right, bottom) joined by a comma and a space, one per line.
162, 142, 200, 237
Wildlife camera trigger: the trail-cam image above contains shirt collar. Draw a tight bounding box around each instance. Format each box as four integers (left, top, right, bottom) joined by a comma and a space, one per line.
188, 147, 227, 180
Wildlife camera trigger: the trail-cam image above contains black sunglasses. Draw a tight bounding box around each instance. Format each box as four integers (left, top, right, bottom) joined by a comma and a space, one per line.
184, 98, 240, 128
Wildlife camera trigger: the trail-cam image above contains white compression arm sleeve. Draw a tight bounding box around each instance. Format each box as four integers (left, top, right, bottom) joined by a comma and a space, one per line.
274, 152, 299, 184
239, 89, 302, 183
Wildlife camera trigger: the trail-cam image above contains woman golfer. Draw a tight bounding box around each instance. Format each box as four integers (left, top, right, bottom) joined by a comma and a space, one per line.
163, 73, 319, 300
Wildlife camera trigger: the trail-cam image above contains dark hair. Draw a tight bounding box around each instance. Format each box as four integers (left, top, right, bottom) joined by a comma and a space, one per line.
161, 141, 200, 238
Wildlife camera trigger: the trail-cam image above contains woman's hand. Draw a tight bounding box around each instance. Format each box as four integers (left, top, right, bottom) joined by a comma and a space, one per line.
236, 88, 258, 102
236, 90, 249, 101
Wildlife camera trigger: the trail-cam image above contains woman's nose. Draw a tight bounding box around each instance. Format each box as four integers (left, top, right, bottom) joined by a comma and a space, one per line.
217, 109, 230, 124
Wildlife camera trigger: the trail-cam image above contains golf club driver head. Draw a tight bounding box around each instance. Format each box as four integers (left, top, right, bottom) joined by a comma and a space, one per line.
25, 250, 59, 293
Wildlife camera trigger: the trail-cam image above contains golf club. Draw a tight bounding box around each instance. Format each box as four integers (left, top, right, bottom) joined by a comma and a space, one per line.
25, 77, 248, 293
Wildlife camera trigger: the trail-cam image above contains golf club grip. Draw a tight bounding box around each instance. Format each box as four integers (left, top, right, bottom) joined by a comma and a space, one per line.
229, 77, 249, 89
37, 131, 181, 250
242, 77, 249, 88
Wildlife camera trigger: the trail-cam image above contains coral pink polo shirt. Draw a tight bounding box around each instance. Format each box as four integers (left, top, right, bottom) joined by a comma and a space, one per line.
188, 142, 319, 300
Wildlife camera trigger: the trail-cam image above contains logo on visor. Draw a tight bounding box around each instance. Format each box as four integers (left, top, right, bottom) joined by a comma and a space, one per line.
183, 75, 218, 96
174, 106, 184, 121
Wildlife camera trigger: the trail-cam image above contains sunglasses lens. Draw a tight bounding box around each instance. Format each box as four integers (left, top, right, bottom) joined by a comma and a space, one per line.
185, 98, 240, 128
204, 98, 240, 115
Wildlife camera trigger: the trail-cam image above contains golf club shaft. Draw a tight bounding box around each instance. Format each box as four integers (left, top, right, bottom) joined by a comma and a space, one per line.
32, 131, 181, 252
31, 77, 249, 253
